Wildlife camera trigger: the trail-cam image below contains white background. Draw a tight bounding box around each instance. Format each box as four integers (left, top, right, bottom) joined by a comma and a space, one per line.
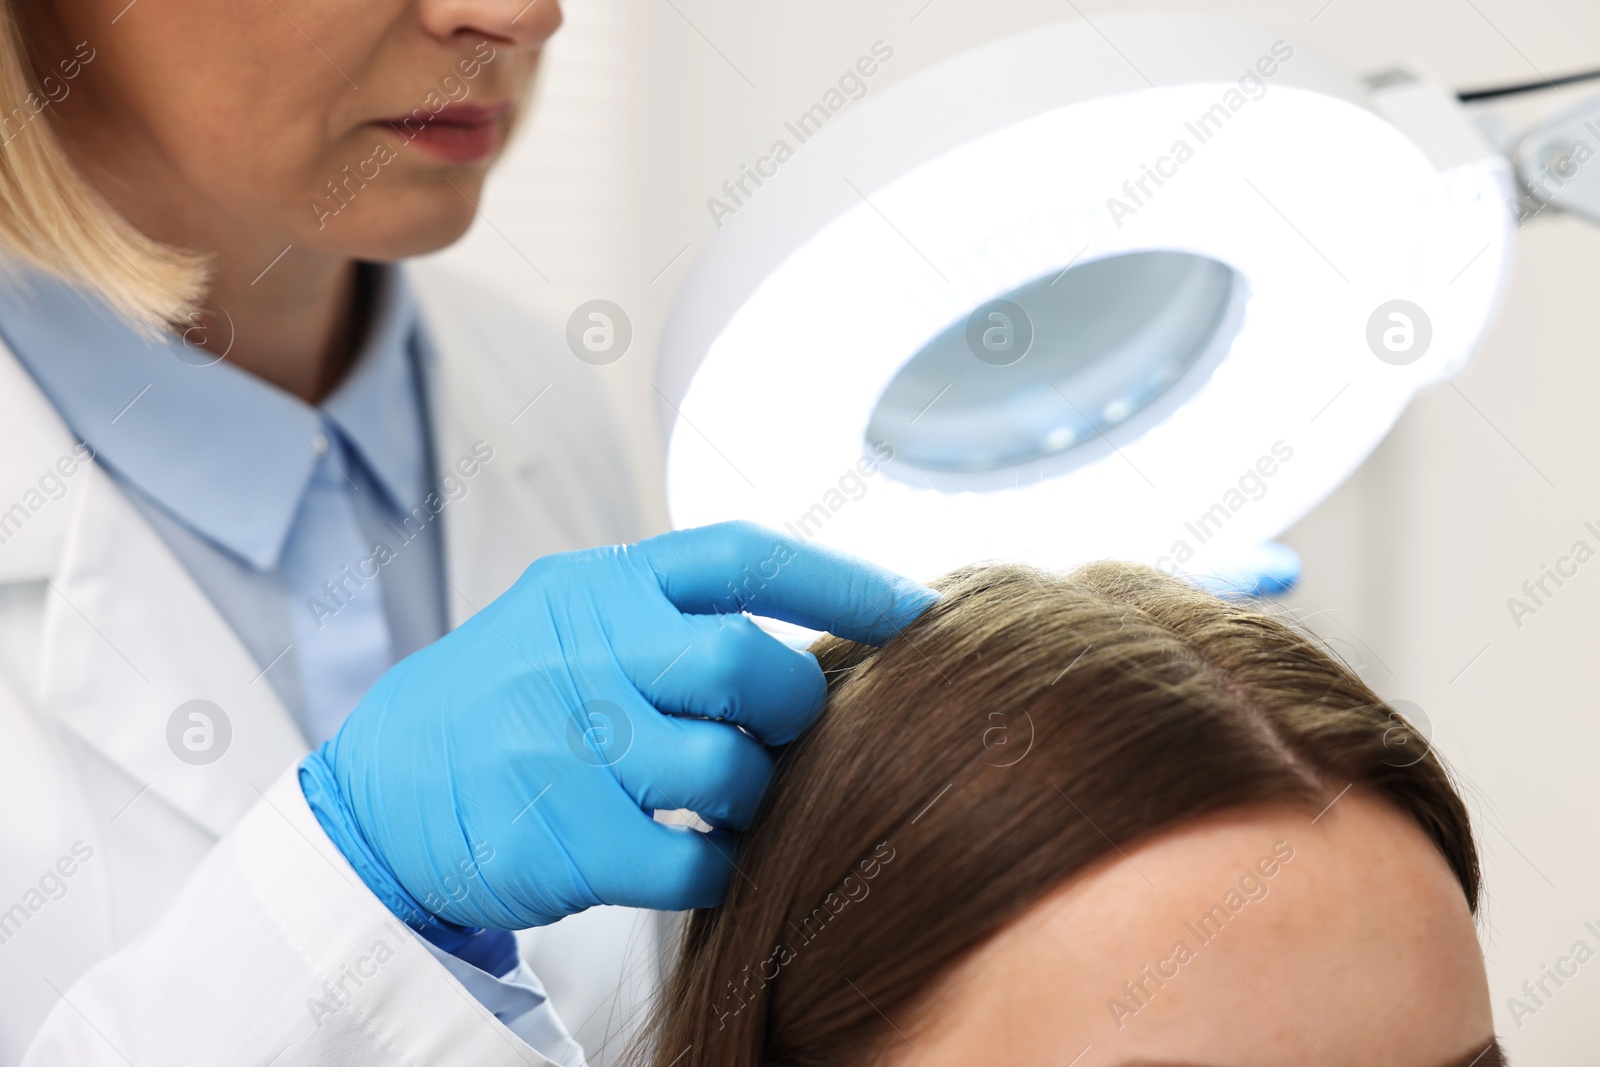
428, 0, 1600, 1060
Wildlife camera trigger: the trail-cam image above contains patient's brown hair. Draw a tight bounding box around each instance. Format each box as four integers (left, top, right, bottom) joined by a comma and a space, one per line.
629, 562, 1479, 1067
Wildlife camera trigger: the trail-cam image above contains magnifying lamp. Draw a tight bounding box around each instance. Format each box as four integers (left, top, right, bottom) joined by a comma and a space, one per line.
655, 11, 1514, 583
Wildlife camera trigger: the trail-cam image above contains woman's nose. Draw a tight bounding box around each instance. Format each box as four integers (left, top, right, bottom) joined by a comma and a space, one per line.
418, 0, 563, 50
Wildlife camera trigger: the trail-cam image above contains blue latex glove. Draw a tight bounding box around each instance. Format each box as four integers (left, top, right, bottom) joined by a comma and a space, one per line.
1190, 542, 1303, 599
299, 521, 937, 942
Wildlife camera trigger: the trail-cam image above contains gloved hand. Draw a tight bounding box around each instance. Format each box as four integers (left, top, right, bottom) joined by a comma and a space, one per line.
1190, 542, 1302, 599
299, 521, 937, 942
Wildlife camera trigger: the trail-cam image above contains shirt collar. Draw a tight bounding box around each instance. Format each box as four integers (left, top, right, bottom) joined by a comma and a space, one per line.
0, 264, 430, 571
324, 269, 432, 520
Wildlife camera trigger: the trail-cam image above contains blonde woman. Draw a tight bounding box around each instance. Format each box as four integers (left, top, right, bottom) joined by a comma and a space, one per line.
0, 3, 935, 1064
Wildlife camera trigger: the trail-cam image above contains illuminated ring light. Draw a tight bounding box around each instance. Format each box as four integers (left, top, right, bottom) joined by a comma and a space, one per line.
657, 13, 1513, 582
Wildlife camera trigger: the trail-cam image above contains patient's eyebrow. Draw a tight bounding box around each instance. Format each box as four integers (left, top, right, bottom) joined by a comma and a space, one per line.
1112, 1037, 1506, 1067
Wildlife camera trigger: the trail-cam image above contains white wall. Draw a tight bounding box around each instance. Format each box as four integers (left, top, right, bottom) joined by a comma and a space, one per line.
431, 0, 1600, 1059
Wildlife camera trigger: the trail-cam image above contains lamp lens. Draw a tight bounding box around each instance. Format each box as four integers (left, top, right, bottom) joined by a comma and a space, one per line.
865, 250, 1242, 478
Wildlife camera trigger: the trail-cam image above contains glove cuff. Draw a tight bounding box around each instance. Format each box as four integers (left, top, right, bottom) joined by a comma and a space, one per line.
298, 746, 486, 955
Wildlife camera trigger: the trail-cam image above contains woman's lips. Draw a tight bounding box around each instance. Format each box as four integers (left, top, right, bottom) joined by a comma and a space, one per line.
379, 102, 513, 164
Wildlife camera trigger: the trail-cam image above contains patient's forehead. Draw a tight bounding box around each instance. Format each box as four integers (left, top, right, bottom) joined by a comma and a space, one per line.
886, 792, 1493, 1067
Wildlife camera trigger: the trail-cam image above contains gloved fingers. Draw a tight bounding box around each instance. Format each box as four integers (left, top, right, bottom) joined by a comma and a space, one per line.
588, 819, 743, 913
611, 711, 776, 829
1189, 542, 1303, 600
632, 612, 826, 745
559, 684, 780, 821
631, 520, 939, 646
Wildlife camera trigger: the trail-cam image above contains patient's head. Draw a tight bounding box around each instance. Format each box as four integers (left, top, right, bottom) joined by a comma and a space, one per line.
635, 562, 1497, 1067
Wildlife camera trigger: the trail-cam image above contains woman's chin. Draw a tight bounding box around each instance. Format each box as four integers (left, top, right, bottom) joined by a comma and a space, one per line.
299, 180, 486, 262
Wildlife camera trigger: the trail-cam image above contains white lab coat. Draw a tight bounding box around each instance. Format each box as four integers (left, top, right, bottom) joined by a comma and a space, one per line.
0, 264, 659, 1065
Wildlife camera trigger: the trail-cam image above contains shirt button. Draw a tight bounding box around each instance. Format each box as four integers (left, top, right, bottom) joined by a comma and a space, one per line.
312, 432, 330, 456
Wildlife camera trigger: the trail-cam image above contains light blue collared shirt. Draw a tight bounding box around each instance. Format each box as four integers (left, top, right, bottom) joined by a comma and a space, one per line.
0, 265, 584, 1066
0, 264, 447, 726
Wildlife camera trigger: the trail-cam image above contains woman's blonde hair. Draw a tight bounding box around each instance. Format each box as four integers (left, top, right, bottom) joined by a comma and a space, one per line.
0, 2, 205, 334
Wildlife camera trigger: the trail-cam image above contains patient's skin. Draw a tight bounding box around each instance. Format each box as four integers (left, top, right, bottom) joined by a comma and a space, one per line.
885, 791, 1493, 1067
